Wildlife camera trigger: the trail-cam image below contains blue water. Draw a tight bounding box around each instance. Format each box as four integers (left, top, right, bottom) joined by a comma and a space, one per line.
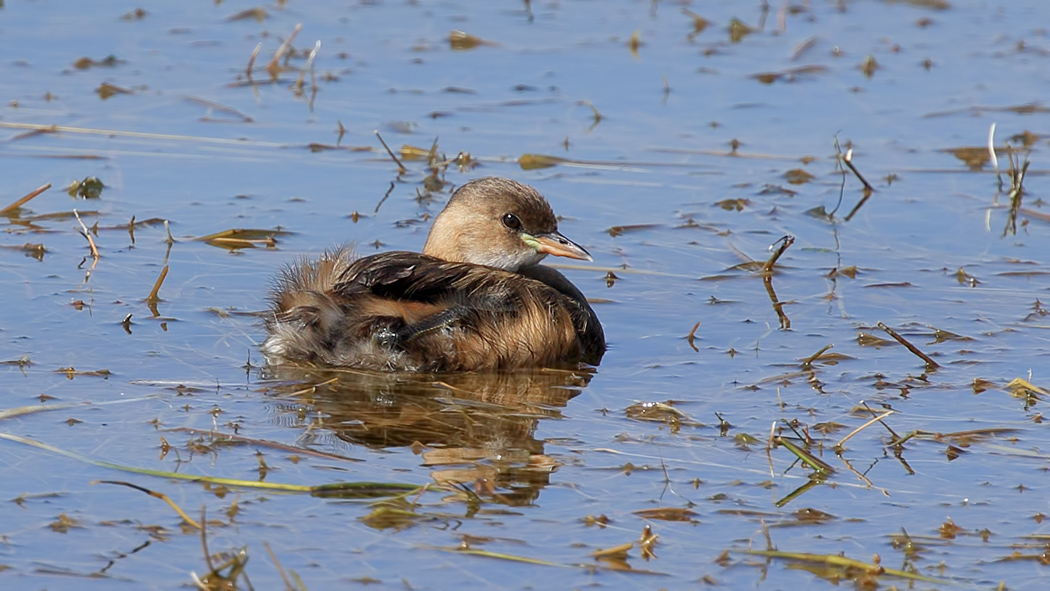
3, 0, 1050, 589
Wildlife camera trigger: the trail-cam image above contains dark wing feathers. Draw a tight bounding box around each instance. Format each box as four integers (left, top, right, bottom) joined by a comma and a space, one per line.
266, 250, 604, 371
337, 252, 515, 309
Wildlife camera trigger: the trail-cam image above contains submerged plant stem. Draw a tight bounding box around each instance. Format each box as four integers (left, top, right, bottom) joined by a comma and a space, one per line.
93, 480, 202, 529
0, 431, 420, 497
739, 548, 947, 584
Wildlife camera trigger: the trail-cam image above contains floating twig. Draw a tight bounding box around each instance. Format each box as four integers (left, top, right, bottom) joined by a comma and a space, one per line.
876, 321, 940, 369
374, 131, 406, 174
0, 182, 51, 215
834, 409, 896, 449
73, 209, 100, 261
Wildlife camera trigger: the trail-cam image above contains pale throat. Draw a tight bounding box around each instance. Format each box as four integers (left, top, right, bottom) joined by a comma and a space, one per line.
468, 242, 547, 271
424, 225, 546, 271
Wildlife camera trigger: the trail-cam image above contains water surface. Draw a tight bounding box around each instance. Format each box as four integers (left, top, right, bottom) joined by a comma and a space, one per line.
3, 1, 1050, 589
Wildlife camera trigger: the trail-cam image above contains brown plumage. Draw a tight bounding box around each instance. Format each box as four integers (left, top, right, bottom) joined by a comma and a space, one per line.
262, 177, 605, 372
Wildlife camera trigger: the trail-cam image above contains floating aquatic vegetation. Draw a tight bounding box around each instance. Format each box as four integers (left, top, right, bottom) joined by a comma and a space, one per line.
194, 228, 290, 249
449, 30, 497, 51
67, 177, 104, 199
72, 55, 124, 70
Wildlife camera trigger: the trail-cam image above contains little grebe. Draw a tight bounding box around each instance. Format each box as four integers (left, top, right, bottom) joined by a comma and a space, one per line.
262, 177, 605, 372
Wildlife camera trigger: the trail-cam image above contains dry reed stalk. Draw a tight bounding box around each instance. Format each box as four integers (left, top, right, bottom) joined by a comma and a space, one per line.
73, 209, 100, 260
877, 321, 940, 369
0, 182, 51, 215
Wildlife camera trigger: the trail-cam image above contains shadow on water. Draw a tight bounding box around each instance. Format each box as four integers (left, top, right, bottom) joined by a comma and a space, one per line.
261, 366, 594, 505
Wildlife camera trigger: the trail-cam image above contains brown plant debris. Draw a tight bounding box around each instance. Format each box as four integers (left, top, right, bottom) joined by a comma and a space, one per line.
0, 182, 51, 215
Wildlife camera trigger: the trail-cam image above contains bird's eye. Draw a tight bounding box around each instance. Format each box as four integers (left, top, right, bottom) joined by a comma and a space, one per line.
502, 213, 522, 230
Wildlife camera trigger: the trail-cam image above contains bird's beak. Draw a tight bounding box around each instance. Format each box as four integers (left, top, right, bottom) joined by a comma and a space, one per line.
532, 231, 593, 262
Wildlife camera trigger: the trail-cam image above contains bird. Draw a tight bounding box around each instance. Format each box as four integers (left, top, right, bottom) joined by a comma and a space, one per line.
262, 177, 605, 372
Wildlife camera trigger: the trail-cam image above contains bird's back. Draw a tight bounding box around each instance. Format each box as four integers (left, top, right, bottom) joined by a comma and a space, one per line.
263, 248, 604, 372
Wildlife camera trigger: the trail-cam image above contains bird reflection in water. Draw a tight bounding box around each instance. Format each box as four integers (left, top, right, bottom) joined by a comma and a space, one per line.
260, 365, 595, 506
